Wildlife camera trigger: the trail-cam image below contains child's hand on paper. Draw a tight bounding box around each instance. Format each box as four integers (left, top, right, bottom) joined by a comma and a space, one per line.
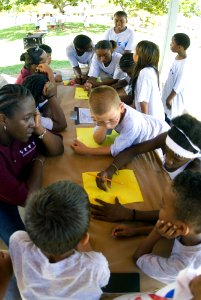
156, 219, 178, 239
91, 197, 133, 222
71, 139, 90, 155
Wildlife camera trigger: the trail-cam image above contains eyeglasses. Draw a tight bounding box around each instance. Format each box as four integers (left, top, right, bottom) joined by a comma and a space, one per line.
95, 113, 120, 126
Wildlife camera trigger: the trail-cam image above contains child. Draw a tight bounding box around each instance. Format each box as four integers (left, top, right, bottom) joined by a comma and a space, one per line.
132, 40, 164, 121
35, 14, 40, 31
66, 34, 94, 84
39, 44, 62, 82
112, 53, 135, 105
9, 181, 110, 299
16, 46, 55, 84
104, 11, 135, 54
133, 170, 201, 284
92, 114, 201, 221
23, 73, 67, 132
162, 33, 190, 123
71, 86, 169, 156
84, 40, 127, 90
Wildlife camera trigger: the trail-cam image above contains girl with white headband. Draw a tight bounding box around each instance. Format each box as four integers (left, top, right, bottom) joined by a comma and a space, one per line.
91, 114, 201, 228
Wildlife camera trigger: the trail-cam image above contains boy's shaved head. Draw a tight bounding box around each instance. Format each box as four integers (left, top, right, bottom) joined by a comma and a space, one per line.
89, 86, 121, 115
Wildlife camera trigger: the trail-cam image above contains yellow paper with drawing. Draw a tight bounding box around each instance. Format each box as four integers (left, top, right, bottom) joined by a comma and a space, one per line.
76, 127, 119, 147
82, 170, 144, 204
74, 87, 89, 100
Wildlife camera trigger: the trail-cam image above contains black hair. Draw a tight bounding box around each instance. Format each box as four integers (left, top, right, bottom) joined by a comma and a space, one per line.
23, 74, 49, 107
20, 47, 45, 70
25, 180, 90, 255
73, 34, 92, 50
114, 11, 127, 19
168, 114, 201, 154
119, 53, 135, 69
0, 84, 33, 118
39, 44, 52, 54
95, 40, 117, 51
173, 170, 201, 232
173, 33, 190, 50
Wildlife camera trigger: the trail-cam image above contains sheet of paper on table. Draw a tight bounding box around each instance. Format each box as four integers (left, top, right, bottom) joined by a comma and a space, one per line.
78, 108, 94, 124
74, 87, 89, 100
82, 170, 144, 205
76, 127, 119, 147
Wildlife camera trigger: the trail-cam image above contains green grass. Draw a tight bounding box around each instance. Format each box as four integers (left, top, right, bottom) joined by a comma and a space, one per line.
0, 60, 71, 76
0, 22, 109, 41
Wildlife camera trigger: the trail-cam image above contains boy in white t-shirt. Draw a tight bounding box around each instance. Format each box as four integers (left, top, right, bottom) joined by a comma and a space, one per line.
162, 33, 190, 123
134, 170, 201, 284
71, 86, 169, 156
104, 11, 136, 54
9, 181, 110, 300
66, 34, 94, 84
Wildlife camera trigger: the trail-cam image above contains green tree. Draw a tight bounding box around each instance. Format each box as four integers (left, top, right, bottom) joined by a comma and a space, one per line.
14, 0, 89, 12
110, 0, 201, 17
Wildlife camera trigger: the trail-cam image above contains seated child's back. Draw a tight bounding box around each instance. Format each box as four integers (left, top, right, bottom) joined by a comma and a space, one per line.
9, 181, 110, 300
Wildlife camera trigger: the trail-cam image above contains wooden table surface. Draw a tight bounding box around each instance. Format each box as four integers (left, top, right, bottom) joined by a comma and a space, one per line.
42, 85, 173, 297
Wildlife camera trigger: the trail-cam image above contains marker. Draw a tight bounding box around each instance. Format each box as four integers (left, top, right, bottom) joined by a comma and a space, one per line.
86, 173, 123, 185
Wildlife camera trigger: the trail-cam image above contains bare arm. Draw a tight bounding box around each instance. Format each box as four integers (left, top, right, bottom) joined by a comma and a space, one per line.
166, 89, 176, 109
112, 79, 128, 90
34, 112, 64, 156
0, 251, 13, 300
44, 95, 67, 132
140, 101, 149, 114
93, 126, 107, 144
96, 132, 167, 190
71, 139, 111, 155
133, 226, 161, 263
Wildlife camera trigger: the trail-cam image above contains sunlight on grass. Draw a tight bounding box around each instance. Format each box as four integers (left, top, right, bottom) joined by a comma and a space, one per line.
0, 61, 71, 75
0, 22, 109, 42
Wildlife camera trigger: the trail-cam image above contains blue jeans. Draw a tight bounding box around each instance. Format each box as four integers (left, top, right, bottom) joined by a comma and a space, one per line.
0, 201, 25, 246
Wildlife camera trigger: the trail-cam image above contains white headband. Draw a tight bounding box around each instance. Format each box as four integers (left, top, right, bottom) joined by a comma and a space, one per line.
175, 126, 200, 152
166, 136, 201, 159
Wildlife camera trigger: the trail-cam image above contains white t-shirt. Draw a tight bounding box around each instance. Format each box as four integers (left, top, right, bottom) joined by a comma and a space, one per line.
9, 231, 110, 300
66, 43, 94, 68
104, 27, 135, 54
88, 52, 126, 80
110, 104, 169, 156
162, 58, 189, 119
136, 238, 201, 284
134, 67, 165, 121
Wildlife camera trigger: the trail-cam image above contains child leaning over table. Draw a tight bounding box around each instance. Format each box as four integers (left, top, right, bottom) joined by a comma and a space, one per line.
9, 181, 110, 300
71, 86, 169, 156
133, 170, 201, 284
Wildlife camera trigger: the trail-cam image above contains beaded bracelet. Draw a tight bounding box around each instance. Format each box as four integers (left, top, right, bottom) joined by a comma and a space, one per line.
38, 128, 47, 140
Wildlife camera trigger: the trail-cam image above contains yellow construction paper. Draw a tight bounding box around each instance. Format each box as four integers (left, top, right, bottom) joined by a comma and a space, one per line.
83, 170, 143, 205
76, 127, 118, 147
74, 87, 89, 100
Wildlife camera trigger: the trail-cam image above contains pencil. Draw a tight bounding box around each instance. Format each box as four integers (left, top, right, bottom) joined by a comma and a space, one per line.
86, 173, 123, 185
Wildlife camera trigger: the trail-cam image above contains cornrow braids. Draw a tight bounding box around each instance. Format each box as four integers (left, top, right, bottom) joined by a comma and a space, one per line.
119, 53, 135, 68
95, 40, 117, 51
23, 74, 48, 107
0, 84, 33, 117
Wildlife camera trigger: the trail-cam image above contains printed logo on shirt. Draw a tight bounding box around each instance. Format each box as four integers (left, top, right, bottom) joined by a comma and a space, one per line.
19, 141, 36, 157
170, 68, 174, 75
117, 41, 128, 47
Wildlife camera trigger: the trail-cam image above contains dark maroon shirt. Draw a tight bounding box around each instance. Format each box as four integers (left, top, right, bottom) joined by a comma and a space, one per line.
15, 67, 31, 85
0, 137, 36, 206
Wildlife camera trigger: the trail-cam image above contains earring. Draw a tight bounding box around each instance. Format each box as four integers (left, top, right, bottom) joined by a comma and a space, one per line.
3, 125, 6, 131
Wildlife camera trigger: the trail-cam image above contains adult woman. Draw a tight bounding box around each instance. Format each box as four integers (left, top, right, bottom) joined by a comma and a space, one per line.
92, 114, 201, 227
0, 84, 64, 245
15, 47, 55, 85
23, 74, 67, 132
